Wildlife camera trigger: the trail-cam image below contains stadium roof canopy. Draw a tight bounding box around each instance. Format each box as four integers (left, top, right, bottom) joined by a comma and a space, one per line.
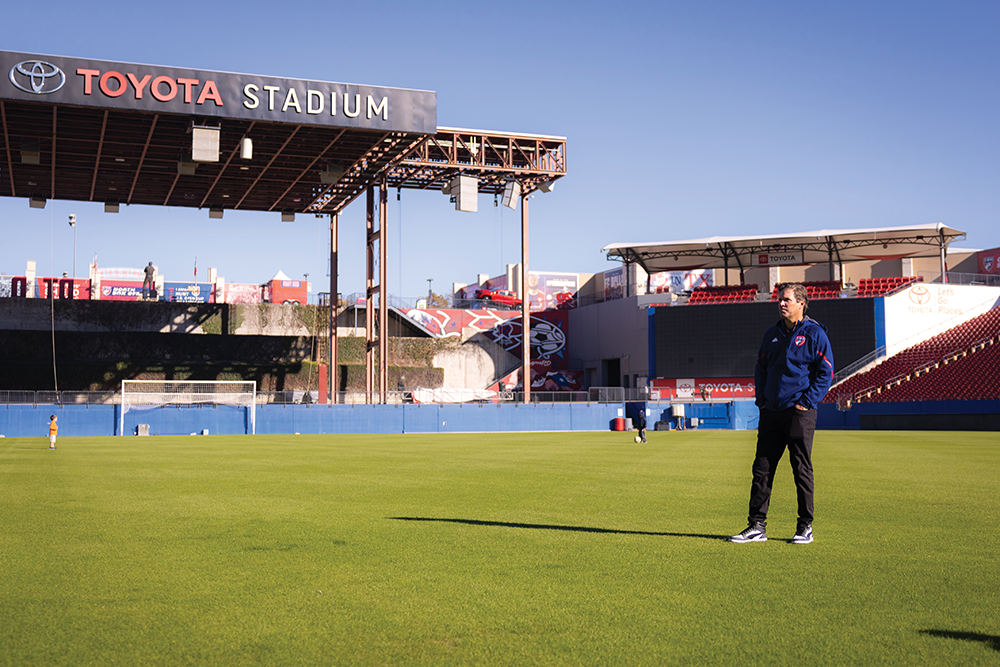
603, 223, 967, 275
1, 51, 565, 216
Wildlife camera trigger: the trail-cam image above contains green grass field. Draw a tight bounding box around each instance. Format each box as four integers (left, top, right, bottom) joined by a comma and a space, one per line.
2, 430, 998, 666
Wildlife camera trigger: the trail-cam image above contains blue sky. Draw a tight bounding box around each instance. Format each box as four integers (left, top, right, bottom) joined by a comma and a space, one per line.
2, 1, 997, 300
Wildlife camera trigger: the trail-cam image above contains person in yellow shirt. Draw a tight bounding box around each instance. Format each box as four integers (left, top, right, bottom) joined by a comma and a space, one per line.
48, 415, 58, 450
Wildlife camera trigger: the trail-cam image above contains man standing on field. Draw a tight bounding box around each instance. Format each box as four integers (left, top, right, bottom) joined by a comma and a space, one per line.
731, 283, 834, 545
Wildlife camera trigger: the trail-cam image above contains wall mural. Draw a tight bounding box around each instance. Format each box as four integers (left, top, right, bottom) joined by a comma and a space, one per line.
401, 307, 582, 391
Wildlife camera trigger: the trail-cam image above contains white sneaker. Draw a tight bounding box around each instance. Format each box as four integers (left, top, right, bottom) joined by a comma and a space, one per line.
792, 522, 813, 544
730, 522, 767, 543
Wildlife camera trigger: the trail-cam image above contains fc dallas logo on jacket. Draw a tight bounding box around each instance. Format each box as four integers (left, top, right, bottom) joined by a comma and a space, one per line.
794, 335, 806, 346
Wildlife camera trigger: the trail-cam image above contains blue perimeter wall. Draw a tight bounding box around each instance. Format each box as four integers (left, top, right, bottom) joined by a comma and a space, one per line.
6, 401, 996, 437
817, 399, 1000, 429
0, 401, 760, 438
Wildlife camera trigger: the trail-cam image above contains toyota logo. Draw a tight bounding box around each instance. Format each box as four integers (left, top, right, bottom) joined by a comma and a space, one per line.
909, 285, 930, 305
9, 60, 66, 94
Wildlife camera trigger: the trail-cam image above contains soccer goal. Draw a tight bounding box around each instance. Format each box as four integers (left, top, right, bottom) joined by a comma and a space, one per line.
120, 380, 257, 436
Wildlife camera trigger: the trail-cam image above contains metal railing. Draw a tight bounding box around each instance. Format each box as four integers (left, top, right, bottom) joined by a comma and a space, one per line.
849, 334, 999, 403
919, 271, 1000, 287
3, 388, 676, 406
831, 346, 887, 386
0, 391, 118, 405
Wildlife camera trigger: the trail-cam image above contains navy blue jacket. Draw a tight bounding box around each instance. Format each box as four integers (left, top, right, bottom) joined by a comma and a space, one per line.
754, 316, 834, 411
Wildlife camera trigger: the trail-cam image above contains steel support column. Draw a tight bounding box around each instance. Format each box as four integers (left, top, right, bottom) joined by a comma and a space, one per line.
365, 187, 375, 400
379, 180, 389, 398
329, 213, 338, 401
939, 229, 947, 281
521, 192, 530, 403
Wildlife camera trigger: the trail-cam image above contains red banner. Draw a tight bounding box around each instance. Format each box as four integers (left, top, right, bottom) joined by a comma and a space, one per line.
978, 247, 1000, 274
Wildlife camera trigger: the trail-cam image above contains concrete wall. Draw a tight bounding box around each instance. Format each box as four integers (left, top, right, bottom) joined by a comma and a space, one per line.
432, 335, 517, 389
568, 296, 650, 388
0, 299, 314, 336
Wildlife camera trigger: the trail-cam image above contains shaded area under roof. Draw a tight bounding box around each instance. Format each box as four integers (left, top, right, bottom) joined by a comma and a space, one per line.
603, 223, 967, 273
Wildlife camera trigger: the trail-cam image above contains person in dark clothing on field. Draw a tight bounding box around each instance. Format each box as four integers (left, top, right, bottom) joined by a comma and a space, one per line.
731, 283, 834, 545
142, 262, 155, 299
635, 405, 647, 443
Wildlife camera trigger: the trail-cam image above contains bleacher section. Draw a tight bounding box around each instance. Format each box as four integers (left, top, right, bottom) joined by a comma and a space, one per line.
856, 276, 921, 297
826, 307, 1000, 403
687, 284, 758, 304
878, 340, 1000, 402
769, 281, 842, 301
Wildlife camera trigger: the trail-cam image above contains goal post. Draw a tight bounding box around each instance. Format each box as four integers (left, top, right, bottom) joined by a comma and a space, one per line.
120, 380, 257, 436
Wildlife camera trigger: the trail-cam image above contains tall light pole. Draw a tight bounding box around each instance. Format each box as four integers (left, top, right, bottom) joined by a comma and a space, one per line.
68, 214, 77, 278
426, 278, 433, 304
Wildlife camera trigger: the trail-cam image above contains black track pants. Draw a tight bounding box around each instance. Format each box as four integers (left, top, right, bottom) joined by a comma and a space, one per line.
747, 406, 817, 525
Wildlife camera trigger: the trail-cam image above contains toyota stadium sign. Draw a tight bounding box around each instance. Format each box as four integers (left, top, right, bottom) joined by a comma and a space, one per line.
2, 50, 436, 134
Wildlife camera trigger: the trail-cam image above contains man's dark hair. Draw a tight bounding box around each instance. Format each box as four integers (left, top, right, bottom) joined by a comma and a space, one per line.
776, 282, 809, 313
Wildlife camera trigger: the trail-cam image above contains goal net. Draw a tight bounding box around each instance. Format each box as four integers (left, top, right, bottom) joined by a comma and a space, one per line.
120, 380, 256, 436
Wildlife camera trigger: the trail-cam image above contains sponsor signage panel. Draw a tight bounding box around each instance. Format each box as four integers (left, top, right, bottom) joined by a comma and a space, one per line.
527, 271, 578, 311
225, 283, 263, 304
163, 282, 212, 303
604, 268, 625, 301
37, 278, 91, 300
882, 283, 1000, 355
754, 251, 804, 266
99, 280, 143, 301
649, 270, 712, 293
650, 378, 756, 399
2, 50, 436, 134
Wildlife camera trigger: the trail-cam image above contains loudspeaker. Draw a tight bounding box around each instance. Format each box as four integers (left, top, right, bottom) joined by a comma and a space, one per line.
501, 179, 521, 209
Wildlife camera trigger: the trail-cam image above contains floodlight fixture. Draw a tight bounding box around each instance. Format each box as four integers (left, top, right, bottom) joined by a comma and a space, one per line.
191, 125, 220, 162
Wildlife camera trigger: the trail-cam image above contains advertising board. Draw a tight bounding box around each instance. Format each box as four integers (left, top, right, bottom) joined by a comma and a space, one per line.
163, 282, 212, 303
98, 280, 143, 301
37, 278, 91, 300
882, 283, 1000, 355
527, 272, 578, 311
2, 50, 436, 134
225, 284, 263, 304
650, 377, 755, 399
649, 270, 713, 293
754, 251, 804, 266
604, 268, 624, 302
